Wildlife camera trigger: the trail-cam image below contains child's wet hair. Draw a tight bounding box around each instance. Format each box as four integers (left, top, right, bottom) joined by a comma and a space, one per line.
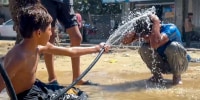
133, 15, 152, 35
18, 4, 52, 38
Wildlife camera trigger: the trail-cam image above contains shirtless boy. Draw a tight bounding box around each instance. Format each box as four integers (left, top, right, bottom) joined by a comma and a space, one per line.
0, 4, 110, 99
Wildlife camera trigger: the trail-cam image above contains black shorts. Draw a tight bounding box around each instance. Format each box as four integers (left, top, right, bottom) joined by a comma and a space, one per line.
41, 0, 78, 29
17, 79, 88, 100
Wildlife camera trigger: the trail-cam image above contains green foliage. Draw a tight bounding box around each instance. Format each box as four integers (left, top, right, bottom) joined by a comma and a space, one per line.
74, 0, 121, 14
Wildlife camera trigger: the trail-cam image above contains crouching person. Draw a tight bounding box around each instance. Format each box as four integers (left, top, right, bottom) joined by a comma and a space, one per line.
121, 14, 189, 85
0, 4, 110, 99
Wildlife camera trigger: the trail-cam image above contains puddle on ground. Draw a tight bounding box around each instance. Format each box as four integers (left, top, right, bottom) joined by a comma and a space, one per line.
37, 70, 200, 100
1, 70, 200, 100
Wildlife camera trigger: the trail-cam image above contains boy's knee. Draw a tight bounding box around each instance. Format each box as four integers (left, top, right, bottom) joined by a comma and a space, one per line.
70, 35, 82, 46
165, 42, 185, 54
138, 47, 145, 56
166, 42, 177, 51
138, 44, 151, 56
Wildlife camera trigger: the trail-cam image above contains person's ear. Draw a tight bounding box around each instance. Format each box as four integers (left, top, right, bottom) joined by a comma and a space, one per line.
36, 29, 41, 37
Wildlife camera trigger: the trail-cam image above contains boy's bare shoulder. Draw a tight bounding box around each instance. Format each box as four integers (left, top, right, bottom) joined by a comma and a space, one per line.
4, 46, 27, 66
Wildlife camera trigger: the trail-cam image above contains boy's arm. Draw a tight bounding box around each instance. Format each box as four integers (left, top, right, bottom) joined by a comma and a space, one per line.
150, 33, 169, 49
39, 42, 109, 57
149, 14, 162, 49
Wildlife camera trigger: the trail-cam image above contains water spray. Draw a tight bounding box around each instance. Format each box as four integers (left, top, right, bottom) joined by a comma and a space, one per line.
53, 6, 157, 99
106, 6, 156, 45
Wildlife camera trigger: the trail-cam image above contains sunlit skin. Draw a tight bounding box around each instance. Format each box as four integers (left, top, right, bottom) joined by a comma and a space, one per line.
0, 24, 110, 94
121, 32, 137, 44
122, 14, 183, 85
148, 14, 169, 49
122, 14, 169, 49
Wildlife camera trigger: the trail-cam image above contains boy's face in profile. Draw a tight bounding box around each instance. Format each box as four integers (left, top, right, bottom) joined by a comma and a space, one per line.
39, 24, 52, 46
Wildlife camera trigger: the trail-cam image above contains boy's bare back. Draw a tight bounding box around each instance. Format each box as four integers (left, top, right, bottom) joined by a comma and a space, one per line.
3, 43, 40, 94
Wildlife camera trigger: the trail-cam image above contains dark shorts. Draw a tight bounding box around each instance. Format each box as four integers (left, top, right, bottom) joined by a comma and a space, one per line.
17, 79, 88, 100
41, 0, 78, 29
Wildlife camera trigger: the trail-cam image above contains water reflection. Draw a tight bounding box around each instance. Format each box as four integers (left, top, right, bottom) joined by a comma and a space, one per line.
1, 65, 200, 100
80, 72, 200, 100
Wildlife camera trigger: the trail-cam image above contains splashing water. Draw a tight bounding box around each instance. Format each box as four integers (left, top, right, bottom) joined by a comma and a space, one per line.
150, 48, 166, 85
106, 6, 156, 45
105, 6, 167, 87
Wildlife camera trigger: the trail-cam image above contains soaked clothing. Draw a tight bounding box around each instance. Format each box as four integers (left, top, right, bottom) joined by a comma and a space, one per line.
41, 0, 78, 29
139, 42, 188, 75
157, 24, 182, 57
17, 79, 88, 100
139, 24, 189, 75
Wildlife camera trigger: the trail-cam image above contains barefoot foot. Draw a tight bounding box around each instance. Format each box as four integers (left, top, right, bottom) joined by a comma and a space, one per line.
173, 75, 182, 85
148, 75, 164, 84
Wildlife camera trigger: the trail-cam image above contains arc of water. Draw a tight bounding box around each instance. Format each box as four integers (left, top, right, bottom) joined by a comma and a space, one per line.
106, 6, 156, 46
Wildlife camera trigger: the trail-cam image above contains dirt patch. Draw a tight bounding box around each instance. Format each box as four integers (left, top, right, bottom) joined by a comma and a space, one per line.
0, 40, 200, 100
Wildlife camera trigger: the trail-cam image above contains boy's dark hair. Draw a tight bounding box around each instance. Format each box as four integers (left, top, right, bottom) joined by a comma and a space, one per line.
18, 5, 52, 38
134, 15, 152, 35
9, 0, 41, 33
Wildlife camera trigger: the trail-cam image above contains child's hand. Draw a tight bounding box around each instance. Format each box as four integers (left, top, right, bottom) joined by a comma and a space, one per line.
96, 42, 110, 53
